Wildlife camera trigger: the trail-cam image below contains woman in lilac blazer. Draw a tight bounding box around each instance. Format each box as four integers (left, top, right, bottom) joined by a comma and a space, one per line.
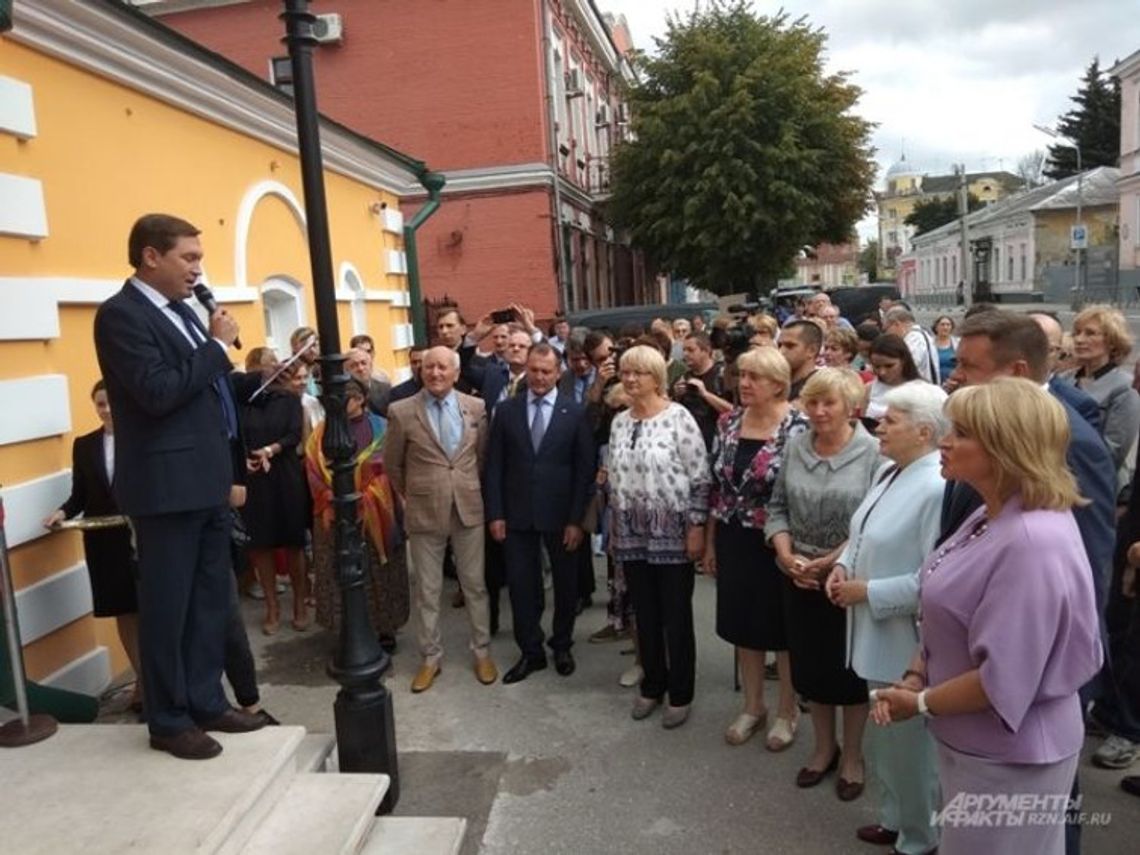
873, 378, 1102, 855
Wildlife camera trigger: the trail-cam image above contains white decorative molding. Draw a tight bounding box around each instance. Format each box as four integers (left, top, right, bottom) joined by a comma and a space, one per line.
7, 1, 424, 196
0, 76, 37, 139
235, 180, 307, 290
0, 173, 48, 239
40, 646, 112, 697
0, 278, 60, 339
0, 375, 72, 447
380, 208, 404, 234
212, 286, 259, 303
392, 323, 415, 350
14, 562, 92, 645
0, 470, 73, 548
394, 366, 412, 383
386, 250, 408, 276
367, 289, 411, 307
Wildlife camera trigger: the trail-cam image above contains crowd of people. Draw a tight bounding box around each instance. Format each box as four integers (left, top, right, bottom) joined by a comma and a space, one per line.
47, 214, 1140, 853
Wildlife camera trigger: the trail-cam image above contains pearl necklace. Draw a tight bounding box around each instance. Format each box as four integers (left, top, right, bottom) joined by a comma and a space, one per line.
923, 517, 990, 579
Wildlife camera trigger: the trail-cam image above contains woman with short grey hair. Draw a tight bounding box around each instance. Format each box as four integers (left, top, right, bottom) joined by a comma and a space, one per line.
825, 380, 948, 851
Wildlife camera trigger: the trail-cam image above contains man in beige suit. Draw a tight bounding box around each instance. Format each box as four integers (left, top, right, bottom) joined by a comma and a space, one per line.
384, 346, 498, 691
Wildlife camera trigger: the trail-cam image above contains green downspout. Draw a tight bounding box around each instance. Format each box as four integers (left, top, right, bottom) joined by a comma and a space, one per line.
404, 170, 446, 346
1, 0, 13, 32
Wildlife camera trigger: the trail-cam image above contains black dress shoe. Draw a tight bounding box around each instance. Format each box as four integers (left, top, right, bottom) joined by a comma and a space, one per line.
198, 708, 266, 733
378, 634, 397, 654
795, 749, 840, 788
553, 650, 576, 676
502, 656, 547, 684
150, 728, 222, 760
856, 824, 899, 845
254, 709, 280, 727
1122, 775, 1140, 798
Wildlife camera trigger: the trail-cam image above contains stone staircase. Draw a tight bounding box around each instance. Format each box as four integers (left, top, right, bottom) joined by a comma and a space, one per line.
0, 724, 465, 855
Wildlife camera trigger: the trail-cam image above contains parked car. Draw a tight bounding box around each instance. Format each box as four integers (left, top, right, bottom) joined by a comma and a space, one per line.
567, 302, 719, 333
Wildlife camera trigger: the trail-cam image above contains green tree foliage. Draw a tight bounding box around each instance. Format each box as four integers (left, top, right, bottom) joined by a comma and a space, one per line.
858, 239, 879, 282
606, 1, 875, 295
904, 193, 982, 236
1043, 58, 1120, 180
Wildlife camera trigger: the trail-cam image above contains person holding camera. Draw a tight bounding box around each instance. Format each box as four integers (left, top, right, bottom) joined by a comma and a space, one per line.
672, 332, 732, 451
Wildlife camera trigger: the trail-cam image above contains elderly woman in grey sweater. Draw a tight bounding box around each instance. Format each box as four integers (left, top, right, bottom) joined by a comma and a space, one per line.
766, 368, 882, 800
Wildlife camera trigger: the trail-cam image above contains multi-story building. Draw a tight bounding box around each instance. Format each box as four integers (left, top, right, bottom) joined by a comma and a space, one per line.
1110, 48, 1140, 296
907, 167, 1119, 303
876, 156, 1023, 279
1, 0, 421, 700
137, 0, 650, 322
794, 241, 860, 289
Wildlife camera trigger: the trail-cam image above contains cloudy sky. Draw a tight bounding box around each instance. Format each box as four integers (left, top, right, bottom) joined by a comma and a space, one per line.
598, 1, 1140, 237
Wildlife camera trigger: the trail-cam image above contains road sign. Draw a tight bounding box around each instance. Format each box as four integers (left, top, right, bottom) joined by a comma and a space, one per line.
1071, 224, 1088, 250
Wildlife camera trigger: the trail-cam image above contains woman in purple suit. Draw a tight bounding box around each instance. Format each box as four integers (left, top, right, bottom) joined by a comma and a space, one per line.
873, 378, 1102, 855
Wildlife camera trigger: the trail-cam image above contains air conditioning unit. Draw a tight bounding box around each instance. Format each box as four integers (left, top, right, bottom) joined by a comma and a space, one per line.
616, 102, 630, 125
596, 103, 611, 126
565, 68, 584, 98
312, 13, 344, 45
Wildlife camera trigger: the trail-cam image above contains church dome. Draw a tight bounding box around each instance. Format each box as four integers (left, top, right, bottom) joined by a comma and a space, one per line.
885, 155, 917, 179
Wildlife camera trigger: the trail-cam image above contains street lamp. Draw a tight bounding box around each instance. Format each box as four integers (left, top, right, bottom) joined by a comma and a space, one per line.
280, 0, 398, 812
1034, 124, 1084, 306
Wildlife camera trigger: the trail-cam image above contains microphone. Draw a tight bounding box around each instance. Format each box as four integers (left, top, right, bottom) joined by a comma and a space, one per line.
193, 282, 242, 350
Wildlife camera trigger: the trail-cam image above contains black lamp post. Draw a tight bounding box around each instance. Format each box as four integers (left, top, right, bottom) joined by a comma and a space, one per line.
280, 0, 398, 813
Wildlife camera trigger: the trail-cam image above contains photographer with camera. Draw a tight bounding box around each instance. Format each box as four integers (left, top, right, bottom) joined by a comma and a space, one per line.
672, 332, 732, 451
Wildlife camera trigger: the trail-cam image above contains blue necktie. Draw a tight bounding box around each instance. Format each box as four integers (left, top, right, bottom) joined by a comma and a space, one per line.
168, 300, 238, 439
435, 398, 459, 457
531, 398, 547, 452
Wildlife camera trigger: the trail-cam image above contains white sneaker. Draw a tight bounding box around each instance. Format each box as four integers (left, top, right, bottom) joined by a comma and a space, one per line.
619, 664, 643, 688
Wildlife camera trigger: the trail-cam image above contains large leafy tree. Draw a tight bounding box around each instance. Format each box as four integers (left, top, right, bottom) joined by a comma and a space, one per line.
858, 239, 879, 282
904, 193, 982, 237
607, 1, 875, 296
1043, 58, 1120, 180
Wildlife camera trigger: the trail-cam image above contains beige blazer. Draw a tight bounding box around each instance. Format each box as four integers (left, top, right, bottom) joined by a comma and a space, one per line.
384, 389, 488, 533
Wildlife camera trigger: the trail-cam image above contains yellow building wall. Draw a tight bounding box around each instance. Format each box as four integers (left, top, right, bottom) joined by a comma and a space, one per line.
0, 38, 412, 689
1035, 207, 1119, 262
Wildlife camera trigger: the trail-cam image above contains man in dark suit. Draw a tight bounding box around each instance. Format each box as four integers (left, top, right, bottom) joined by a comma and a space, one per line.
939, 311, 1116, 855
479, 327, 531, 412
389, 345, 425, 406
485, 342, 595, 682
94, 213, 263, 760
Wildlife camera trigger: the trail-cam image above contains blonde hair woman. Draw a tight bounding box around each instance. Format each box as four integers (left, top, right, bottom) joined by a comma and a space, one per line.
765, 368, 882, 799
1062, 304, 1140, 485
873, 378, 1102, 855
608, 345, 711, 729
705, 348, 808, 750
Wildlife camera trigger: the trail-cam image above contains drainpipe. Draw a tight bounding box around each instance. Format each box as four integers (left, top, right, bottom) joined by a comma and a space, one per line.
404, 170, 446, 346
542, 0, 572, 314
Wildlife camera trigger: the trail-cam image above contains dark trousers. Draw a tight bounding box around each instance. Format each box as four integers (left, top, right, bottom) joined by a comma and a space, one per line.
503, 529, 579, 659
625, 560, 696, 706
133, 506, 232, 736
223, 570, 259, 709
1094, 588, 1140, 742
576, 545, 596, 601
485, 537, 506, 632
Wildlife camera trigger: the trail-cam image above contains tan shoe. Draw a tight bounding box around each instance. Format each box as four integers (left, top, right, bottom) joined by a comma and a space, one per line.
725, 711, 767, 745
474, 656, 498, 685
411, 661, 441, 693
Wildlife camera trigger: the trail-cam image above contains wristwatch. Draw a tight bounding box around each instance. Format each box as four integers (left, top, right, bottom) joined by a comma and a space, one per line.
916, 689, 935, 718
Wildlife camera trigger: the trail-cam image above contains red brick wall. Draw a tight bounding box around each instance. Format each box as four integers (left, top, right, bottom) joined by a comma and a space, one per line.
160, 0, 550, 170
411, 188, 560, 321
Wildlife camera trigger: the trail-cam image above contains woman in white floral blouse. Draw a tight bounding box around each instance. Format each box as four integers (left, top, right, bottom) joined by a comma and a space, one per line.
608, 345, 711, 729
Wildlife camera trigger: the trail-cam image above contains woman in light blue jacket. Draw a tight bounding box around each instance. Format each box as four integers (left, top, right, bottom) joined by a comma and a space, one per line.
825, 381, 947, 855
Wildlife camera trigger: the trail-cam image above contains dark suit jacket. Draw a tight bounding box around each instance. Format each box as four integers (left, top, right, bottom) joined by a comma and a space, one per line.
1050, 375, 1101, 432
94, 280, 235, 515
939, 395, 1117, 619
59, 428, 130, 575
484, 392, 594, 533
481, 361, 524, 414
367, 377, 392, 418
389, 376, 421, 405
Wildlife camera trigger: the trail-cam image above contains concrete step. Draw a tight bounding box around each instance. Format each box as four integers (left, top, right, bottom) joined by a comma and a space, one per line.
294, 732, 336, 772
239, 772, 389, 855
0, 723, 304, 855
360, 817, 467, 855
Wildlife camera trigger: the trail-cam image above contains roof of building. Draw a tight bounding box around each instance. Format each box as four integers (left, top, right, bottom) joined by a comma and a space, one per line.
920, 171, 1024, 194
911, 166, 1120, 246
885, 156, 917, 179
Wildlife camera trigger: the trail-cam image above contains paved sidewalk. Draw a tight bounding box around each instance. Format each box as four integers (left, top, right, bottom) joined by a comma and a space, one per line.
215, 562, 1135, 855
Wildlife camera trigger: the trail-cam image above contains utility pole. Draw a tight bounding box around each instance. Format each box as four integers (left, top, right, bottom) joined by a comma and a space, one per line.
956, 164, 971, 308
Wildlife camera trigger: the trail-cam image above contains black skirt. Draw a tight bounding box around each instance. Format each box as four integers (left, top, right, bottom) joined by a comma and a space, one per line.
782, 575, 867, 705
714, 520, 786, 651
82, 528, 138, 617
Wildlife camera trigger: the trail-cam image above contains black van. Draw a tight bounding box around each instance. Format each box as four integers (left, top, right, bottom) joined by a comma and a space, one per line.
567, 302, 719, 332
830, 285, 903, 326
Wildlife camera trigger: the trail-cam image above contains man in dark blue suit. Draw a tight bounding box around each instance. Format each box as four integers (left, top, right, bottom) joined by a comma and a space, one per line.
485, 342, 595, 682
938, 311, 1115, 855
94, 214, 263, 759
